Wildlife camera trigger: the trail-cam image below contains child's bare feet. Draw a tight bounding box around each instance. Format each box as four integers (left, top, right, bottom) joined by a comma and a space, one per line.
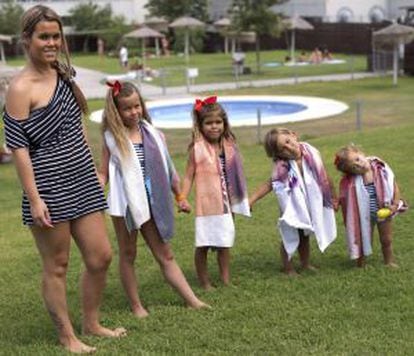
200, 282, 215, 291
132, 305, 149, 318
60, 336, 97, 354
301, 264, 318, 272
282, 268, 299, 277
385, 262, 399, 269
82, 325, 127, 338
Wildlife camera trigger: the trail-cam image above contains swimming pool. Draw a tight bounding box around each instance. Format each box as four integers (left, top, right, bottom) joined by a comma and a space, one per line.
89, 95, 348, 128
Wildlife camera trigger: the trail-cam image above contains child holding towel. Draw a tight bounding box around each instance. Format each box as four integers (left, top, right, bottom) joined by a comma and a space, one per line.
249, 128, 337, 276
179, 96, 250, 289
334, 144, 407, 268
99, 81, 208, 315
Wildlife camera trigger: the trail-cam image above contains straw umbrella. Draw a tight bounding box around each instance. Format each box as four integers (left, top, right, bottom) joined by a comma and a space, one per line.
373, 23, 414, 85
170, 16, 205, 63
124, 26, 164, 67
282, 16, 314, 63
214, 18, 231, 54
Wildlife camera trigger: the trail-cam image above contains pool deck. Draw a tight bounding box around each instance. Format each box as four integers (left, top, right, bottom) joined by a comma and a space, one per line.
73, 66, 378, 101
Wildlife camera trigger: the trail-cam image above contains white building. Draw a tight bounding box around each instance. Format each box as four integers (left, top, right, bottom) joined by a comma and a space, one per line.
271, 0, 414, 23
13, 0, 149, 24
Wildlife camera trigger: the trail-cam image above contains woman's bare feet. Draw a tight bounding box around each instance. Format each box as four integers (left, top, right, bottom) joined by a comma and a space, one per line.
82, 325, 127, 338
60, 336, 96, 354
132, 305, 149, 318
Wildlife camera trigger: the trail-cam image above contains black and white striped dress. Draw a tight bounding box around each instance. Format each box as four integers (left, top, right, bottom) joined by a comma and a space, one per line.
3, 75, 107, 225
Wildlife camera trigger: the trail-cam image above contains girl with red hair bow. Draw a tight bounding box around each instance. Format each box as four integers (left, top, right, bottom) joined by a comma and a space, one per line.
179, 96, 250, 290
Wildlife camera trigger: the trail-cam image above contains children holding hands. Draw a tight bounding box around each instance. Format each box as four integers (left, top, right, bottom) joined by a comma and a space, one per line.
334, 144, 407, 268
249, 128, 337, 276
179, 96, 250, 290
99, 81, 208, 315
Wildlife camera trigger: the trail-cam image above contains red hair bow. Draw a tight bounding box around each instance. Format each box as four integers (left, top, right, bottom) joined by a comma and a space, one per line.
194, 95, 217, 112
106, 80, 122, 97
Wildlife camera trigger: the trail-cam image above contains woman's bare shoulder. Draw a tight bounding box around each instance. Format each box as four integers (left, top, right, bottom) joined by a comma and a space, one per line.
5, 71, 34, 119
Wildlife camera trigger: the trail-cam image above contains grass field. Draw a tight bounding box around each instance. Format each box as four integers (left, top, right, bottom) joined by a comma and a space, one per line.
1, 77, 413, 354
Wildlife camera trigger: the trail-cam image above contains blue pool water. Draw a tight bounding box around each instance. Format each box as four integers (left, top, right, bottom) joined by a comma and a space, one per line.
148, 101, 307, 124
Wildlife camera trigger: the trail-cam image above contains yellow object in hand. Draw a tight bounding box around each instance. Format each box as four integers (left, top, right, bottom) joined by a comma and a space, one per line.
377, 208, 392, 219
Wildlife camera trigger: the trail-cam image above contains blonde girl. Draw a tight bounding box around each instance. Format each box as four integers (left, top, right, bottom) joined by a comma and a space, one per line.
334, 144, 407, 267
99, 81, 208, 315
249, 128, 337, 276
179, 96, 250, 290
2, 5, 125, 353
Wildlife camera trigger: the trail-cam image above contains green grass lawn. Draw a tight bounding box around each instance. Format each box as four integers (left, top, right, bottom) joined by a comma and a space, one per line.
6, 49, 367, 87
1, 77, 413, 354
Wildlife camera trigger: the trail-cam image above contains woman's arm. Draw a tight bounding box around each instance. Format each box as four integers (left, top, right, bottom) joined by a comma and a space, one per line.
13, 148, 53, 227
6, 78, 53, 228
249, 179, 272, 210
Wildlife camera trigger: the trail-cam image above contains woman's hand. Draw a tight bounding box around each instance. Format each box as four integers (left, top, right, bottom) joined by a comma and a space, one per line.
30, 198, 53, 228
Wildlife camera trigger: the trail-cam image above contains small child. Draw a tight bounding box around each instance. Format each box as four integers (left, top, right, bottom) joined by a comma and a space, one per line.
249, 128, 337, 275
99, 81, 208, 315
334, 144, 408, 268
179, 96, 250, 290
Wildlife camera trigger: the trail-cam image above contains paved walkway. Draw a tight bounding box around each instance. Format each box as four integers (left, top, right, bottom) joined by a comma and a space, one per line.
74, 66, 378, 101
1, 65, 377, 101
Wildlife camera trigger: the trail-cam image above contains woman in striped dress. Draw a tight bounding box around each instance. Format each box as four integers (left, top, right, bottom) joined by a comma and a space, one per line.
3, 5, 125, 353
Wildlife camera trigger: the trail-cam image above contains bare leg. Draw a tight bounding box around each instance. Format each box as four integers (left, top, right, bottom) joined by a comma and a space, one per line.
217, 248, 230, 286
32, 223, 96, 354
195, 247, 213, 290
141, 220, 209, 308
112, 217, 148, 318
378, 220, 398, 267
280, 244, 297, 276
71, 212, 126, 338
298, 231, 317, 271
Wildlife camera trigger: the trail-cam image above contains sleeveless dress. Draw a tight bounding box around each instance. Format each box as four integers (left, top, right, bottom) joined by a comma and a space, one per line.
3, 75, 107, 225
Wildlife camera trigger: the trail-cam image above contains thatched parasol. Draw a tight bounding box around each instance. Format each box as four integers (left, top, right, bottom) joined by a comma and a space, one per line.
373, 23, 414, 85
124, 26, 164, 66
282, 16, 314, 63
170, 16, 205, 62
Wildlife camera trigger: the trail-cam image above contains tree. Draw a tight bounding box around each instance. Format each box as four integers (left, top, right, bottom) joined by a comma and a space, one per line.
145, 0, 208, 22
0, 0, 24, 35
69, 2, 129, 51
230, 0, 285, 73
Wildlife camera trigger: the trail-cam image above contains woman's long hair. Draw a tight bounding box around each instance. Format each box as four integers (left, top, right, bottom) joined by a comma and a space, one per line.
21, 5, 88, 114
102, 81, 151, 158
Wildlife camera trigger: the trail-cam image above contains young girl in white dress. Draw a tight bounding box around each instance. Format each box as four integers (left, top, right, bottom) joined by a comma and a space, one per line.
179, 96, 250, 290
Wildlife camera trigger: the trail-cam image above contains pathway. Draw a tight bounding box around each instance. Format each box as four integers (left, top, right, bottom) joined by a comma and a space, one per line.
74, 66, 378, 101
